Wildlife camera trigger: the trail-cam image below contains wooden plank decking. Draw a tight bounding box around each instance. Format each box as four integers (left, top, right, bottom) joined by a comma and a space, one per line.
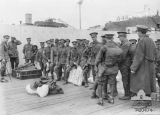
0, 77, 160, 115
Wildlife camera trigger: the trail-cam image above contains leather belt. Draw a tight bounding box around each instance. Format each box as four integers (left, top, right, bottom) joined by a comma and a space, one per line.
145, 57, 154, 62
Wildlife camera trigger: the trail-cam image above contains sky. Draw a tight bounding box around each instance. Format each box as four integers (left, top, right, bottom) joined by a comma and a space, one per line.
0, 0, 160, 29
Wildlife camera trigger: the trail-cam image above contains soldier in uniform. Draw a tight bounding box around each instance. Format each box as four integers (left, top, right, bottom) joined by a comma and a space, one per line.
64, 41, 80, 84
130, 25, 156, 101
36, 42, 45, 73
8, 37, 22, 69
50, 39, 54, 47
42, 40, 52, 76
129, 39, 137, 45
117, 32, 133, 100
80, 40, 91, 87
0, 35, 10, 82
50, 39, 59, 77
89, 32, 102, 98
65, 39, 72, 51
155, 39, 160, 87
95, 34, 122, 105
54, 39, 68, 81
23, 38, 34, 63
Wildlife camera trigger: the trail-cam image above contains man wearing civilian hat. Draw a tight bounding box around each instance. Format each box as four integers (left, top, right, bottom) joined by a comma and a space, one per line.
155, 39, 160, 87
117, 31, 134, 100
42, 40, 52, 76
64, 41, 80, 84
130, 25, 156, 101
95, 34, 122, 105
50, 39, 54, 47
80, 40, 91, 87
23, 38, 34, 63
129, 39, 137, 45
0, 35, 10, 82
36, 42, 45, 74
54, 39, 68, 81
8, 37, 22, 69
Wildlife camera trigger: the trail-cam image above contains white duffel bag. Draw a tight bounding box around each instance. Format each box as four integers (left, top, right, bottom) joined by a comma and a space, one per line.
37, 84, 49, 97
26, 84, 49, 97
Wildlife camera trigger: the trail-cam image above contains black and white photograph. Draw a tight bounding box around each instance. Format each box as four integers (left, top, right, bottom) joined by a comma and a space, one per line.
0, 0, 160, 115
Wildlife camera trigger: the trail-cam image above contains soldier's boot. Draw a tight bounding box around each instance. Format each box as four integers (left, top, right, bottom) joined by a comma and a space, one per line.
0, 69, 8, 83
103, 83, 109, 100
84, 82, 89, 87
91, 82, 98, 98
63, 72, 69, 84
119, 85, 130, 100
91, 91, 99, 99
97, 84, 103, 106
108, 84, 114, 104
113, 80, 118, 97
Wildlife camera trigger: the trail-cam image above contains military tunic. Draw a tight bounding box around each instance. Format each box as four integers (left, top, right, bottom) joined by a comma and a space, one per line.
119, 41, 132, 86
130, 34, 157, 95
95, 40, 121, 84
156, 48, 160, 87
54, 45, 68, 80
23, 44, 34, 63
80, 46, 91, 83
50, 45, 59, 75
89, 41, 102, 81
36, 47, 45, 71
8, 40, 21, 69
0, 41, 9, 79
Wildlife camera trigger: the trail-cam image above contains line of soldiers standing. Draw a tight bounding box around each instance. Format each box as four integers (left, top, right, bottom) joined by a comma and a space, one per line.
0, 26, 159, 107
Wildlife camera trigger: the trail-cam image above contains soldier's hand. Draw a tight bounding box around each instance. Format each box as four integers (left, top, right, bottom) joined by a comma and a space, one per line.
131, 70, 135, 74
2, 59, 6, 62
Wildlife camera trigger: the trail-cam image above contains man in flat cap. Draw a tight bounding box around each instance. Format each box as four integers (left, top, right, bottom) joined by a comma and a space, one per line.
155, 39, 160, 87
50, 39, 54, 48
36, 42, 45, 74
89, 32, 102, 97
64, 41, 80, 84
50, 39, 59, 77
95, 34, 122, 105
8, 37, 22, 70
54, 39, 68, 81
23, 38, 34, 63
42, 40, 52, 76
130, 25, 157, 103
0, 35, 10, 82
80, 40, 91, 87
117, 32, 135, 100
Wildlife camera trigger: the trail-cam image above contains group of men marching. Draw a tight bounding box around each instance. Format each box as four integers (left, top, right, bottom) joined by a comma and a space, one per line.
0, 25, 159, 106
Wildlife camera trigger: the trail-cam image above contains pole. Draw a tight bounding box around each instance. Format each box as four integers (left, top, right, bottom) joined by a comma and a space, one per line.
79, 3, 81, 29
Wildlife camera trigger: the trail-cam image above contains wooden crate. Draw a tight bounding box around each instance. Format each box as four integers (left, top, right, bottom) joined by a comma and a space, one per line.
12, 69, 42, 80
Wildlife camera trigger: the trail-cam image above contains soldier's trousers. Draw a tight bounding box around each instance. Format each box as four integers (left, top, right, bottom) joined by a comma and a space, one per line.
83, 66, 90, 83
25, 59, 34, 64
119, 63, 131, 96
65, 64, 76, 81
54, 64, 66, 80
39, 62, 44, 71
50, 62, 56, 75
90, 65, 96, 81
0, 60, 7, 80
10, 57, 19, 69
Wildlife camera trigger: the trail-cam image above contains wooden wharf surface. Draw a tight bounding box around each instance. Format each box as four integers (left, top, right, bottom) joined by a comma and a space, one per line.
0, 77, 160, 115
